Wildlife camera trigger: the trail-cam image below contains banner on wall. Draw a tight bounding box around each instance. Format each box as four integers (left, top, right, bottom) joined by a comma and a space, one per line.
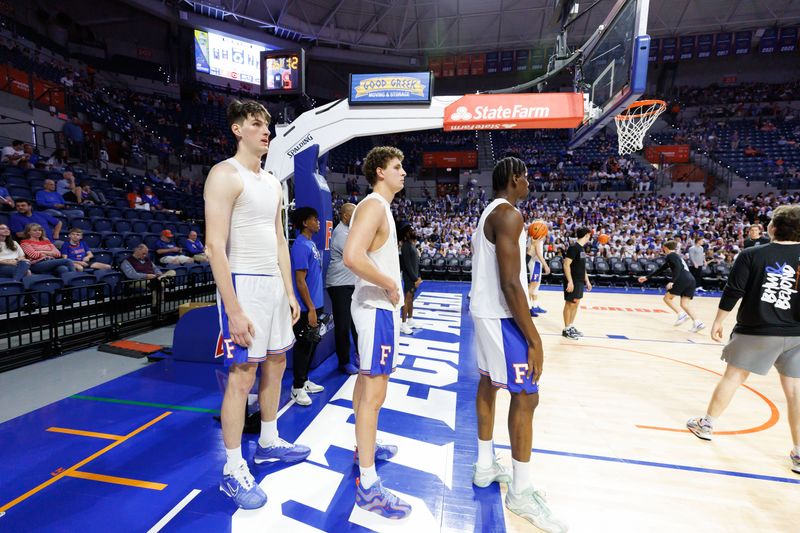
679, 36, 695, 60
696, 35, 713, 59
661, 37, 677, 61
422, 151, 478, 168
442, 56, 455, 77
515, 50, 529, 71
715, 32, 732, 57
486, 52, 499, 74
759, 28, 779, 54
648, 38, 660, 62
470, 53, 485, 76
644, 145, 690, 164
428, 57, 443, 77
500, 51, 514, 72
456, 55, 470, 76
531, 47, 548, 71
734, 31, 752, 55
779, 27, 798, 52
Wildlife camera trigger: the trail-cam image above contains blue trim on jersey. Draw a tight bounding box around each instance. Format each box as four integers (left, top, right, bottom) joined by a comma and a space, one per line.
500, 318, 539, 394
365, 308, 396, 375
530, 261, 542, 283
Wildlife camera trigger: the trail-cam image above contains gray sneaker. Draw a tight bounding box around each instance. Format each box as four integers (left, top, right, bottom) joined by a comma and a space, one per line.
505, 487, 568, 533
472, 458, 512, 488
562, 328, 579, 340
568, 326, 584, 337
791, 450, 800, 474
686, 417, 713, 440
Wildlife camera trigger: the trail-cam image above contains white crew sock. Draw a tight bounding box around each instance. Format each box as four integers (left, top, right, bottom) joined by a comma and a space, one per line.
511, 458, 532, 494
359, 464, 378, 489
702, 414, 716, 427
224, 446, 244, 474
258, 419, 278, 448
477, 438, 494, 469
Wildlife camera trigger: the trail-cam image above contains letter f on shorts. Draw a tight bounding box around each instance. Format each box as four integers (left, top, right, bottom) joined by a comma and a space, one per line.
380, 345, 391, 366
513, 363, 528, 384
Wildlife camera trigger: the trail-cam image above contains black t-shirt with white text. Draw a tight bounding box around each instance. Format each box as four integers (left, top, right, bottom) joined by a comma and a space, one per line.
565, 243, 586, 283
720, 243, 800, 336
648, 252, 694, 285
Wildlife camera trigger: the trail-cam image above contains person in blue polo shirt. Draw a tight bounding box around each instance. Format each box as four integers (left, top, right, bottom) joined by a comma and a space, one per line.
35, 179, 66, 210
289, 206, 325, 406
9, 199, 62, 241
0, 185, 13, 211
60, 228, 111, 271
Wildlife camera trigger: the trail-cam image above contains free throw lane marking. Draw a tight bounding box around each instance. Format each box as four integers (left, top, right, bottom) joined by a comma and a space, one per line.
65, 471, 167, 490
46, 427, 124, 441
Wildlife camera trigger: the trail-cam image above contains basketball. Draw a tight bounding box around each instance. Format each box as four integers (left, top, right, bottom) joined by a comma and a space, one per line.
598, 233, 610, 244
528, 220, 548, 240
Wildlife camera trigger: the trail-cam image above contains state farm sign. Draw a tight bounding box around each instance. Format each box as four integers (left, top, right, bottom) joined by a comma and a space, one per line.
443, 93, 584, 131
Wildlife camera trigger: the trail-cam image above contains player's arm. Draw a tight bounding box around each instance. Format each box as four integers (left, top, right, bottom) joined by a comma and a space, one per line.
534, 240, 550, 274
203, 164, 254, 347
563, 255, 573, 285
274, 194, 300, 324
494, 207, 544, 382
712, 252, 750, 341
343, 199, 400, 304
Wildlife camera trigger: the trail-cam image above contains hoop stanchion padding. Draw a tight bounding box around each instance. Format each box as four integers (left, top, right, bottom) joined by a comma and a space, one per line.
614, 99, 666, 155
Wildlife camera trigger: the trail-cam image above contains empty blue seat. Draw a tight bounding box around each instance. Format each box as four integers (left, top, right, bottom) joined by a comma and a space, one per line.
81, 232, 102, 249
85, 206, 105, 218
91, 249, 113, 265
102, 233, 124, 249
23, 274, 64, 307
124, 233, 143, 248
94, 270, 124, 295
92, 218, 114, 232
114, 219, 133, 233
0, 280, 24, 313
69, 218, 93, 232
149, 221, 164, 234
132, 220, 149, 233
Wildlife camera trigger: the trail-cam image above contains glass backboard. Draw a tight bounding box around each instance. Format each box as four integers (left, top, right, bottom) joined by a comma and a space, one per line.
569, 0, 651, 149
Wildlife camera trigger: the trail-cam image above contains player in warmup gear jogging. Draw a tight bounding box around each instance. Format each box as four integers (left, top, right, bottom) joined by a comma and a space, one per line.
637, 241, 704, 332
471, 157, 568, 533
562, 227, 592, 340
687, 205, 800, 475
204, 100, 308, 510
527, 227, 550, 317
343, 146, 410, 520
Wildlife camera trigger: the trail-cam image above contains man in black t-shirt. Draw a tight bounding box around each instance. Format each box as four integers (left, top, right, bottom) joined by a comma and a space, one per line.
743, 224, 770, 248
562, 227, 592, 340
686, 205, 800, 475
637, 241, 704, 332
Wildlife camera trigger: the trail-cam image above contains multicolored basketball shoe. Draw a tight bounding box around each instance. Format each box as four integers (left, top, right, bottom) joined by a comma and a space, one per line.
790, 450, 800, 474
355, 478, 412, 520
686, 417, 713, 441
254, 437, 311, 464
220, 462, 267, 509
353, 442, 398, 464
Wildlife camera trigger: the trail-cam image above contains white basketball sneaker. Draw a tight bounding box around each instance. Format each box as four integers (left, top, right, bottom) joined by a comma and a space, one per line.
505, 487, 568, 533
472, 458, 512, 488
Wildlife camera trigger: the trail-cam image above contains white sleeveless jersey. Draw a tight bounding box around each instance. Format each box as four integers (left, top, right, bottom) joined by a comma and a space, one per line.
470, 198, 529, 318
351, 192, 402, 311
224, 157, 281, 275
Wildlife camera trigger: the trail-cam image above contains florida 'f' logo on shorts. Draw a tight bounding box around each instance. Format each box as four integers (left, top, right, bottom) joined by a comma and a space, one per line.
353, 305, 398, 376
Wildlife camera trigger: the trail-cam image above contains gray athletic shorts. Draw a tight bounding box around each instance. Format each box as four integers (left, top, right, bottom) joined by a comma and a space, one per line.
721, 333, 800, 378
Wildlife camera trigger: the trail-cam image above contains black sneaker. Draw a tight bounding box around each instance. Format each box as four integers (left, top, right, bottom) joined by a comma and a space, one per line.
568, 326, 584, 337
562, 328, 579, 340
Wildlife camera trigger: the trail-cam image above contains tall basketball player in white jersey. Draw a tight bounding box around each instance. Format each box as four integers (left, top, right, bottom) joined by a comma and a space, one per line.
343, 146, 411, 520
204, 100, 309, 510
470, 157, 567, 533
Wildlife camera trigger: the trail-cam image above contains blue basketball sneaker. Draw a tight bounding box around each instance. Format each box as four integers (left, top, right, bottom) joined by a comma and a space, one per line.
355, 478, 412, 520
254, 437, 311, 464
220, 462, 267, 509
353, 441, 398, 464
529, 308, 539, 317
533, 306, 547, 314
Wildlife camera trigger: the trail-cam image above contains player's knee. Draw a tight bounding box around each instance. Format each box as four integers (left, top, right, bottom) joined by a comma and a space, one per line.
511, 390, 539, 411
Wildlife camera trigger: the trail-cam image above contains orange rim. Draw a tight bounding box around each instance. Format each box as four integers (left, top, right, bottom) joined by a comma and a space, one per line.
615, 99, 667, 120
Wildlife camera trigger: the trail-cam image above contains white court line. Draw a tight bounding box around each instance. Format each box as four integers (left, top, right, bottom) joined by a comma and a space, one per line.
146, 398, 297, 531
147, 489, 201, 533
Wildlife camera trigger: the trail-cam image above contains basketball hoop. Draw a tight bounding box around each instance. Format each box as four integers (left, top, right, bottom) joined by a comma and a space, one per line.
614, 99, 666, 155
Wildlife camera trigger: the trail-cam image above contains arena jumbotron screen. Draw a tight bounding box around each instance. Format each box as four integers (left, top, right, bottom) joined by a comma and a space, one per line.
194, 28, 270, 85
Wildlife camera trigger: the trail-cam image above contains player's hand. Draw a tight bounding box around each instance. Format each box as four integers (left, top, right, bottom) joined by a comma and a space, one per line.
544, 265, 551, 275
586, 280, 592, 292
288, 296, 301, 325
228, 310, 255, 347
711, 320, 724, 342
527, 338, 544, 383
637, 276, 647, 284
386, 284, 401, 307
566, 281, 574, 293
308, 307, 318, 328
415, 278, 422, 288
666, 282, 674, 290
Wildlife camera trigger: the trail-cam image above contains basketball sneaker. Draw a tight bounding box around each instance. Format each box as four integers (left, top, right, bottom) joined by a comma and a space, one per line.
355, 478, 411, 520
291, 387, 312, 406
674, 313, 689, 326
354, 441, 398, 464
303, 380, 324, 393
530, 308, 539, 317
533, 306, 548, 314
689, 321, 706, 333
686, 417, 713, 441
562, 328, 579, 340
472, 457, 512, 488
406, 318, 419, 329
568, 326, 584, 337
791, 450, 800, 474
400, 323, 414, 335
254, 437, 311, 464
505, 487, 568, 533
220, 462, 267, 509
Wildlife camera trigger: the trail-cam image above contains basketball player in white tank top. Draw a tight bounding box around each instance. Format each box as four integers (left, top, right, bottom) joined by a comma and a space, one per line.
470, 157, 568, 532
204, 100, 307, 510
342, 146, 411, 519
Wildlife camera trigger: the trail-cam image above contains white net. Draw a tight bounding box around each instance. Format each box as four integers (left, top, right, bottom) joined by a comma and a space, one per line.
614, 100, 666, 155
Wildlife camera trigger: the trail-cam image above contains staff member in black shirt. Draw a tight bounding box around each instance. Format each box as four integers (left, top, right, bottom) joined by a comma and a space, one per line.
399, 224, 422, 335
562, 227, 592, 340
637, 241, 705, 333
686, 205, 800, 475
743, 224, 770, 249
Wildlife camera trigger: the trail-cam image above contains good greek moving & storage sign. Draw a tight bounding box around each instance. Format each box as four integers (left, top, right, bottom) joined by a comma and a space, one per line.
348, 72, 433, 105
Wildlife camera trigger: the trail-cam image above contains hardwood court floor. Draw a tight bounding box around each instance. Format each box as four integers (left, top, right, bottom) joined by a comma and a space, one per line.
493, 288, 799, 533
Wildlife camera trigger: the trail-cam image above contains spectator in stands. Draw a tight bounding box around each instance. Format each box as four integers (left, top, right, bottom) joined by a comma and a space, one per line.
23, 144, 42, 169
142, 185, 163, 211
154, 230, 194, 265
62, 116, 85, 161
0, 184, 13, 211
9, 199, 62, 242
60, 228, 111, 271
325, 202, 359, 375
0, 224, 30, 281
46, 149, 69, 171
57, 171, 76, 197
120, 244, 175, 281
35, 180, 66, 210
183, 231, 207, 262
20, 223, 75, 275
1, 140, 29, 166
688, 237, 707, 292
743, 224, 770, 248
